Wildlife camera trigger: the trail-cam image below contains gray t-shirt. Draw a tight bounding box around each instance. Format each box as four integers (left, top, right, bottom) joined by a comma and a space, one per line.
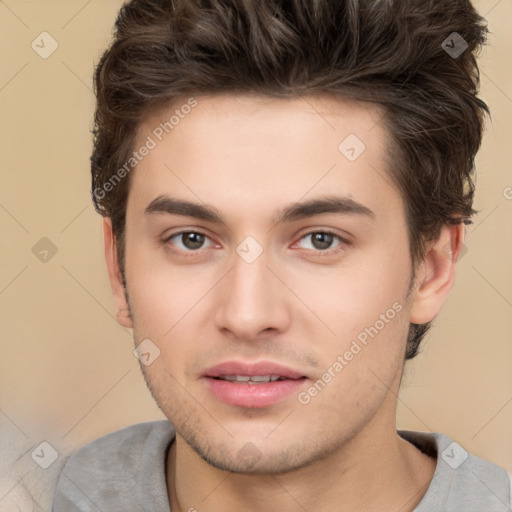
52, 420, 511, 511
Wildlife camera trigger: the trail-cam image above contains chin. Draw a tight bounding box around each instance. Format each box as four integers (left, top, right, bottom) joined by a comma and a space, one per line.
186, 435, 335, 475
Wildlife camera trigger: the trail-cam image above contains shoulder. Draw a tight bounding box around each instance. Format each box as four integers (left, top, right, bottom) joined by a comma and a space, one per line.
52, 421, 175, 512
399, 430, 511, 512
59, 420, 174, 478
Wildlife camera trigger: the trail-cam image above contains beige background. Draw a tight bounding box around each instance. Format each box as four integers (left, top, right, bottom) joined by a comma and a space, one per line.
0, 0, 511, 510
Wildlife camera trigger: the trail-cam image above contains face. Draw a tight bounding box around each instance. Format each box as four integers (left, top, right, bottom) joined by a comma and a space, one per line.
116, 94, 417, 473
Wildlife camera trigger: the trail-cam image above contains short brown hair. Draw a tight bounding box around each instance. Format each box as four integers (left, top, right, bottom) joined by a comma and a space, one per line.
91, 0, 489, 359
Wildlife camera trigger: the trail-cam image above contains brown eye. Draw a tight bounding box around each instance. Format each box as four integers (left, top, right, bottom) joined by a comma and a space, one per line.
310, 233, 335, 250
297, 232, 342, 251
181, 232, 205, 250
165, 231, 214, 252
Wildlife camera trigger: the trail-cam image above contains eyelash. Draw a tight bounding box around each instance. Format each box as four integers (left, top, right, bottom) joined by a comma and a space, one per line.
162, 229, 349, 257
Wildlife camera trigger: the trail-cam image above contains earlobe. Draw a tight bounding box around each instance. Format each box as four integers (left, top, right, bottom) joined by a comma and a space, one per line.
103, 218, 133, 329
116, 307, 132, 327
409, 224, 465, 325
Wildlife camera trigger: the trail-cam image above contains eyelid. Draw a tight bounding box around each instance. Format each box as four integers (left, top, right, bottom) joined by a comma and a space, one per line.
292, 230, 349, 254
163, 228, 350, 255
163, 228, 218, 252
163, 228, 211, 242
295, 227, 351, 242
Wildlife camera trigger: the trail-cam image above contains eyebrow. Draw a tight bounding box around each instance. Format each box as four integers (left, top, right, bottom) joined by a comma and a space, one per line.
144, 194, 376, 225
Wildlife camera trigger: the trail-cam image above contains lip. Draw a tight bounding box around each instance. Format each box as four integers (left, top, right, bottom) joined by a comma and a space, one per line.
204, 361, 306, 380
202, 360, 308, 408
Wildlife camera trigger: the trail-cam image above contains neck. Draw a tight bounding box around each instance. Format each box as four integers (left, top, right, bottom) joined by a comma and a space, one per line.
166, 420, 436, 512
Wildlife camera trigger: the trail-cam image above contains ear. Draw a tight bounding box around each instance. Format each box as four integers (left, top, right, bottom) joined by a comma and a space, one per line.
103, 218, 133, 329
409, 223, 465, 324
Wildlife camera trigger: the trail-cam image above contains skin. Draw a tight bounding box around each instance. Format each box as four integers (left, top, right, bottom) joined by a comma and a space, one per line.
104, 93, 464, 511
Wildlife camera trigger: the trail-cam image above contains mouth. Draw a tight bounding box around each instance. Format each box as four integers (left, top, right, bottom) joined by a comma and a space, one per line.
213, 375, 296, 383
202, 361, 308, 408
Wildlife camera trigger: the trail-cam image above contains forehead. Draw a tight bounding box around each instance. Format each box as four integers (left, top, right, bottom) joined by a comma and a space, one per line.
129, 93, 399, 225
139, 93, 387, 155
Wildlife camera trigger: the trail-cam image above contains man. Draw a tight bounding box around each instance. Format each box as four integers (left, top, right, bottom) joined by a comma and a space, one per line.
53, 0, 511, 510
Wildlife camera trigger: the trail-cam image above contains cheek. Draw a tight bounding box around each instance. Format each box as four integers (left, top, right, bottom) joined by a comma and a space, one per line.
125, 241, 201, 333
125, 247, 221, 377
300, 304, 409, 428
297, 240, 412, 395
299, 246, 411, 342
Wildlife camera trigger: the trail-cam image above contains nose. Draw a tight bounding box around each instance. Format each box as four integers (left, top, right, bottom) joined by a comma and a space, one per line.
213, 245, 291, 341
